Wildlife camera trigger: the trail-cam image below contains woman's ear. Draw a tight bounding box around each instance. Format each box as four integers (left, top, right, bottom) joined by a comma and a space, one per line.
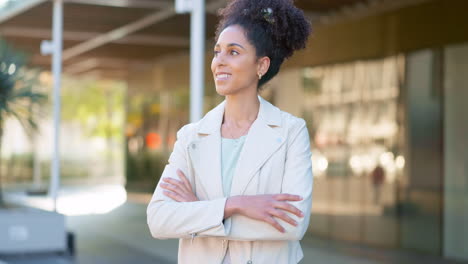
257, 56, 270, 76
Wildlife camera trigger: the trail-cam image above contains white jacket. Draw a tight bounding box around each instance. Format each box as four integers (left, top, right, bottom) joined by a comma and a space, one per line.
147, 96, 313, 264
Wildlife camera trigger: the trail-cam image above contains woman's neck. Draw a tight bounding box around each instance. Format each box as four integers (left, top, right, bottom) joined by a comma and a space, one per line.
223, 92, 260, 126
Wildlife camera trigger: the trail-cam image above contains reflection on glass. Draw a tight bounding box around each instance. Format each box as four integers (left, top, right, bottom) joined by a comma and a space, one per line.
311, 151, 328, 178
302, 55, 405, 247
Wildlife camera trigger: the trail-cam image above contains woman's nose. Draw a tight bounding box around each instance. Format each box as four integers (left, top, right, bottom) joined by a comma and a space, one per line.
213, 52, 226, 66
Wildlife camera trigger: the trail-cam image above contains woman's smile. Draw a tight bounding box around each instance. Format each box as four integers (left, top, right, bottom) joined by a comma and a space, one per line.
215, 72, 232, 81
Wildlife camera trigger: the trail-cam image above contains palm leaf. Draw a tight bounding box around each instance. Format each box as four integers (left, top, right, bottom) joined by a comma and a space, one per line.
0, 37, 47, 133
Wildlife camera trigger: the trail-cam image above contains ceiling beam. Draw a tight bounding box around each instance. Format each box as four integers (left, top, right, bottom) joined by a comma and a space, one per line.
62, 8, 176, 61
63, 57, 153, 74
317, 0, 434, 25
0, 27, 190, 47
32, 54, 152, 67
206, 0, 227, 15
84, 68, 130, 80
64, 58, 100, 74
0, 0, 47, 24
61, 0, 229, 61
63, 0, 171, 9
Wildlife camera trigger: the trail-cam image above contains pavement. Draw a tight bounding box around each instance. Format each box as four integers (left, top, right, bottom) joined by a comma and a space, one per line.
1, 189, 467, 264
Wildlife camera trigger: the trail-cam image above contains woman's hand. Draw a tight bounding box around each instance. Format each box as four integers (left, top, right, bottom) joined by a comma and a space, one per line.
160, 169, 198, 202
225, 194, 304, 233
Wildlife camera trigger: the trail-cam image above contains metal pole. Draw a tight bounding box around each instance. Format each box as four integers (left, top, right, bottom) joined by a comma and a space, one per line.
189, 0, 205, 122
49, 0, 63, 212
32, 129, 42, 189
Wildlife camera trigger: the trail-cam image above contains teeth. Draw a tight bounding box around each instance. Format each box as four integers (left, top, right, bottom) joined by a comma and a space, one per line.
217, 74, 230, 79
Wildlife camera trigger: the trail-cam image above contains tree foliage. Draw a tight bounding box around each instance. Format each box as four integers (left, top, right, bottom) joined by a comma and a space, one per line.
0, 37, 47, 206
0, 38, 46, 133
61, 78, 125, 140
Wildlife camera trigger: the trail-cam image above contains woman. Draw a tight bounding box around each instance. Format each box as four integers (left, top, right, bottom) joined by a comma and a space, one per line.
147, 0, 312, 263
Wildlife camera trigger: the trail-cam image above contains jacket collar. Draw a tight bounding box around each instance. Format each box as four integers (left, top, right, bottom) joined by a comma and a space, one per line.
196, 95, 282, 135
188, 95, 285, 199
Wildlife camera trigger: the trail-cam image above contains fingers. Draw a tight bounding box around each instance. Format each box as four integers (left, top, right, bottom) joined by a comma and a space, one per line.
176, 169, 193, 192
162, 190, 185, 202
274, 202, 304, 218
264, 215, 285, 233
160, 178, 191, 201
274, 194, 303, 202
269, 209, 298, 227
160, 174, 198, 202
271, 194, 304, 218
160, 181, 184, 195
162, 177, 190, 193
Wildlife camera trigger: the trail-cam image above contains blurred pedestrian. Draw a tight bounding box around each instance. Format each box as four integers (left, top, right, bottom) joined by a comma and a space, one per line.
147, 0, 312, 263
371, 164, 385, 204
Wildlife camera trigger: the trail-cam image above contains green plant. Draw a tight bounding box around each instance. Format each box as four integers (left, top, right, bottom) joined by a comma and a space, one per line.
125, 150, 169, 192
0, 37, 47, 206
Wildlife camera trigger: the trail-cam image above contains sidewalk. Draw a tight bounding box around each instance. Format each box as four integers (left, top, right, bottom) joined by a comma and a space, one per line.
2, 189, 466, 264
68, 199, 382, 264
300, 236, 467, 264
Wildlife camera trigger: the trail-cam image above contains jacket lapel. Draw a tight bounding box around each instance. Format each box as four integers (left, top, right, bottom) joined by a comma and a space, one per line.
230, 99, 285, 196
188, 133, 225, 199
187, 101, 225, 200
187, 96, 285, 198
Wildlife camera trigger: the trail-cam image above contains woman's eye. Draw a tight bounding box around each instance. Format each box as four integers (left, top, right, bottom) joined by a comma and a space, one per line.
230, 50, 239, 55
214, 50, 220, 56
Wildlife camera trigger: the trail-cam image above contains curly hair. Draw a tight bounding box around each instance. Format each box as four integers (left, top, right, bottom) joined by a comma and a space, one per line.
215, 0, 312, 89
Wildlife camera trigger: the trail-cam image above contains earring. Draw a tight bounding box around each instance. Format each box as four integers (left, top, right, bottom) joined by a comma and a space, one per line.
258, 73, 262, 80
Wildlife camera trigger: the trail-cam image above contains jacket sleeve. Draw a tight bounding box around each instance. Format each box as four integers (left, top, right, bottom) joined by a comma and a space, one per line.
225, 118, 313, 241
146, 125, 229, 240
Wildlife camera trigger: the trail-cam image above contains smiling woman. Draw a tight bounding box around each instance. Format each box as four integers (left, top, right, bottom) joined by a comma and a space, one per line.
147, 1, 313, 264
212, 25, 267, 98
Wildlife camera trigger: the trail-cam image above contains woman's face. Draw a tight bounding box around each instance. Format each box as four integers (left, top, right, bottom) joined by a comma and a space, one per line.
211, 25, 268, 96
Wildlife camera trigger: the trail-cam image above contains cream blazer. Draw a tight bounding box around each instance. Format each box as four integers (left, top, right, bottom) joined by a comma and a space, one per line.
147, 96, 313, 264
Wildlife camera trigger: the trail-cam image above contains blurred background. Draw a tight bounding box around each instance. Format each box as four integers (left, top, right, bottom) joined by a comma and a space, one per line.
0, 0, 467, 263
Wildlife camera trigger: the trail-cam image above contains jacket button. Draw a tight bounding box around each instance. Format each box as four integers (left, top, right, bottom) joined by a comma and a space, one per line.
191, 143, 196, 149
247, 261, 252, 264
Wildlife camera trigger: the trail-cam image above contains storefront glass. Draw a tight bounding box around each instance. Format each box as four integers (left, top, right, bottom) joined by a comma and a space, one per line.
443, 43, 468, 261
299, 56, 405, 247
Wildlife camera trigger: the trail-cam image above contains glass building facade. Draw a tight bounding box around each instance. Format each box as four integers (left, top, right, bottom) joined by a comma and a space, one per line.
267, 42, 468, 260
299, 55, 405, 248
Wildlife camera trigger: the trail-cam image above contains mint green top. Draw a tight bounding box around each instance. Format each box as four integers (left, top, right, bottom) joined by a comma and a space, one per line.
221, 135, 247, 197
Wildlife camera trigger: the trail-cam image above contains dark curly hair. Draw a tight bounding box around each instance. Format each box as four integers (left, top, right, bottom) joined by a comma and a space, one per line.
215, 0, 312, 89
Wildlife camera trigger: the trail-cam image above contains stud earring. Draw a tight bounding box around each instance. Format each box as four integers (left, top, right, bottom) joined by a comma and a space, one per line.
258, 73, 262, 80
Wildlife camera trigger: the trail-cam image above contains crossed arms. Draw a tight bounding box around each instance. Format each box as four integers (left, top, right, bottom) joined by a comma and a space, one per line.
146, 120, 313, 241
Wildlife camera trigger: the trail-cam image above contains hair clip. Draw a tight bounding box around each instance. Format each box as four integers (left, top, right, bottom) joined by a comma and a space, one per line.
261, 7, 275, 24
